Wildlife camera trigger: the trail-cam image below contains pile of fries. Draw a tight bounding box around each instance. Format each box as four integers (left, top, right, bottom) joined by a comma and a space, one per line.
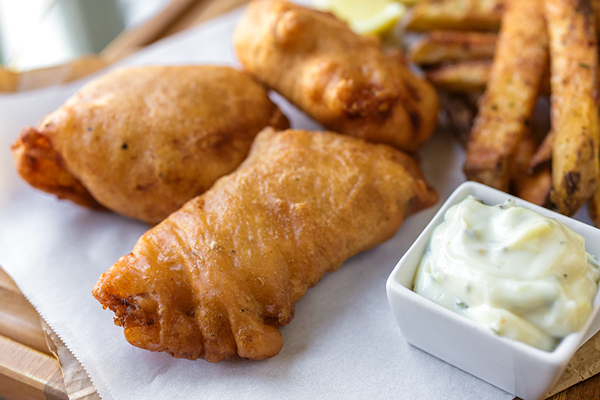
405, 0, 600, 227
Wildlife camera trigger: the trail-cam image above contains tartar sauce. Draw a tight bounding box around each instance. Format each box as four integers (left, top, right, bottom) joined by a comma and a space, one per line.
413, 196, 600, 351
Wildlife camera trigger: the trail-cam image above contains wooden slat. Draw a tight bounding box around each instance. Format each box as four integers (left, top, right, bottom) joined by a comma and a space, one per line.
0, 335, 66, 400
0, 0, 254, 93
0, 0, 205, 93
549, 373, 600, 399
0, 269, 51, 355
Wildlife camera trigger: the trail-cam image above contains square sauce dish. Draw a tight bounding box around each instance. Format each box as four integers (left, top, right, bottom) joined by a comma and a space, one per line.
386, 181, 600, 400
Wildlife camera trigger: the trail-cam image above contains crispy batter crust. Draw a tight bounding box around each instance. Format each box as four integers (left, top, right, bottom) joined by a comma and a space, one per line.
233, 0, 438, 152
11, 65, 289, 223
93, 129, 438, 362
11, 127, 102, 208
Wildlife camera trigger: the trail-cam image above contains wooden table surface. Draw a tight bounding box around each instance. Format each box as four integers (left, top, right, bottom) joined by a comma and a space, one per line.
1, 1, 600, 399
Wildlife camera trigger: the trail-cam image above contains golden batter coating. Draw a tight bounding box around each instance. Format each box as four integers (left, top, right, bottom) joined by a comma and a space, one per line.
11, 65, 289, 224
233, 0, 439, 152
93, 128, 438, 362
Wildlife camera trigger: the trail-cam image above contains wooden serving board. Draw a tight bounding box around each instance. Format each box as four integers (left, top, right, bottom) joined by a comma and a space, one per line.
0, 267, 67, 400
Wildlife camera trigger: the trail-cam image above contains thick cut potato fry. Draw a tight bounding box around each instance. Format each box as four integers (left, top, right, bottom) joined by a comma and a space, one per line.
409, 31, 497, 66
511, 131, 552, 206
406, 0, 505, 32
591, 0, 600, 225
464, 0, 548, 191
425, 60, 553, 95
546, 0, 600, 215
593, 0, 600, 42
588, 182, 600, 227
514, 166, 552, 207
529, 130, 554, 172
411, 1, 600, 65
425, 60, 491, 92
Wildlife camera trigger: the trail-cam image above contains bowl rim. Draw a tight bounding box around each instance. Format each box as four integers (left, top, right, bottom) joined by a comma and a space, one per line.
386, 180, 600, 364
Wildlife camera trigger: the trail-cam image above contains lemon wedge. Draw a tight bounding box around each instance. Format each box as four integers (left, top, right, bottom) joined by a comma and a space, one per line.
313, 0, 406, 36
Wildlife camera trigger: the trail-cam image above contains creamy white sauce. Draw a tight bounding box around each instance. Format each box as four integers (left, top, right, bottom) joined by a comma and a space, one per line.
413, 196, 600, 351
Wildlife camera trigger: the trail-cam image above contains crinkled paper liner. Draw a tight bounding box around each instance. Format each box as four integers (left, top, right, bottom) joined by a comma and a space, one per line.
40, 318, 599, 400
545, 330, 600, 398
41, 320, 100, 400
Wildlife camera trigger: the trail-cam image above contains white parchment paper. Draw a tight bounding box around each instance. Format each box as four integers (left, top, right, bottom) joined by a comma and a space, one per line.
3, 4, 588, 400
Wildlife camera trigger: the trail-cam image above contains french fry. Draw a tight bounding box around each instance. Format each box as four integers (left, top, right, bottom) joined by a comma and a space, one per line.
546, 0, 600, 215
408, 31, 498, 66
511, 131, 552, 206
406, 0, 505, 32
463, 0, 548, 191
514, 166, 552, 207
588, 181, 600, 227
409, 1, 600, 65
528, 130, 554, 172
591, 0, 600, 227
424, 59, 554, 95
593, 0, 600, 42
425, 60, 491, 92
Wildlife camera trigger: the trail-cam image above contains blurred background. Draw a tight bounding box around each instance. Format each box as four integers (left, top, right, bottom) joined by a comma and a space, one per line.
0, 0, 169, 70
0, 0, 415, 92
0, 0, 250, 92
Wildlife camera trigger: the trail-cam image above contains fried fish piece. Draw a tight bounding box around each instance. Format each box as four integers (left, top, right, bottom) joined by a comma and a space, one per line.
233, 0, 438, 152
11, 65, 289, 224
93, 128, 438, 362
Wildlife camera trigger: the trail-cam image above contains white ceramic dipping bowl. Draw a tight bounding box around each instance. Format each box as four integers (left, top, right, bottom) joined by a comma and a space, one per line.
386, 181, 600, 400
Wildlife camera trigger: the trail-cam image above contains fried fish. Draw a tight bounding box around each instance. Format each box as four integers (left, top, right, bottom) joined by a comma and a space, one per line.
93, 128, 438, 362
233, 0, 439, 152
11, 65, 289, 224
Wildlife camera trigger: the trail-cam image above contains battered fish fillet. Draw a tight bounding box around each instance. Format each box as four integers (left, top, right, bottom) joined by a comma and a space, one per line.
93, 128, 438, 362
11, 65, 289, 224
233, 0, 439, 152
